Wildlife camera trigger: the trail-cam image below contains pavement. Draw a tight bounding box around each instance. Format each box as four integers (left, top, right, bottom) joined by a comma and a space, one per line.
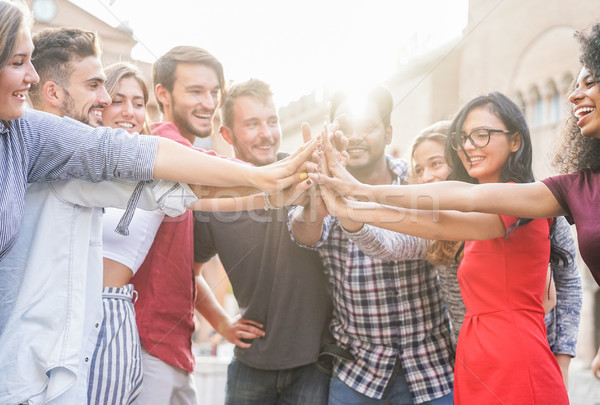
569, 368, 600, 405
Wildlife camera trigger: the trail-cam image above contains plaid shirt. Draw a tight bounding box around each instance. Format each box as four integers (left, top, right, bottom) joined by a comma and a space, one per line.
288, 157, 454, 402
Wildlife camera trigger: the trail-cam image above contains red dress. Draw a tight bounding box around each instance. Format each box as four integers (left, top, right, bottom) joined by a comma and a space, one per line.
454, 215, 568, 404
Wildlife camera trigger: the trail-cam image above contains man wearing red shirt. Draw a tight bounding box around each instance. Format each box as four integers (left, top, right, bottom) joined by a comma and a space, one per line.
131, 46, 225, 405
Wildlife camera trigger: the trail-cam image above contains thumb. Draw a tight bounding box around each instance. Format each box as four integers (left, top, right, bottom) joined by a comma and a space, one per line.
301, 122, 312, 144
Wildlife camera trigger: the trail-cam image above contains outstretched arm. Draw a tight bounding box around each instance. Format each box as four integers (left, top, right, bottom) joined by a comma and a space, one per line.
319, 186, 507, 241
153, 136, 317, 193
313, 131, 565, 219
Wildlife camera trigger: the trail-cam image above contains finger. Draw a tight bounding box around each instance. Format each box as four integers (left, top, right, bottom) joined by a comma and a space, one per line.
239, 318, 264, 329
320, 130, 339, 174
283, 136, 318, 163
301, 122, 313, 144
238, 327, 265, 338
285, 179, 314, 206
276, 170, 315, 193
309, 173, 348, 197
232, 339, 252, 349
333, 129, 349, 152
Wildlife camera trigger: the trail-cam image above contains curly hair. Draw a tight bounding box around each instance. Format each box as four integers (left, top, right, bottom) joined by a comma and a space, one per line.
553, 22, 600, 173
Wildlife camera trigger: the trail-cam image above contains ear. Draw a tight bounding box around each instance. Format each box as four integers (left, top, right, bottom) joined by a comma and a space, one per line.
220, 126, 234, 145
384, 125, 393, 145
155, 83, 171, 109
510, 132, 522, 152
43, 81, 64, 108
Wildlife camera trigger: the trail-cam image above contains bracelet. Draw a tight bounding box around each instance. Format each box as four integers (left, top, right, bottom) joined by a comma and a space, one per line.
263, 192, 277, 210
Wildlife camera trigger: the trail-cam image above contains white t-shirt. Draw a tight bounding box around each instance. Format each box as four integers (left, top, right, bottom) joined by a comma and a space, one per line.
103, 208, 165, 274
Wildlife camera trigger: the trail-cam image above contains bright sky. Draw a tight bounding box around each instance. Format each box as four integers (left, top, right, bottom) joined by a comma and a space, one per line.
72, 0, 468, 106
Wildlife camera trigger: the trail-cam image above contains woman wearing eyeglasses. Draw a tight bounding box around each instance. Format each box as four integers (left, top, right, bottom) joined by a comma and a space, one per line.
313, 92, 569, 404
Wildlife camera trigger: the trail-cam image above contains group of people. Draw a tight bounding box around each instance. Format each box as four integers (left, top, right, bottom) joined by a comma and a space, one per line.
0, 0, 599, 404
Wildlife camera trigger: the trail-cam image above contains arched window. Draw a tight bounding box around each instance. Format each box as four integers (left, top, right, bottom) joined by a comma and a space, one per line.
545, 80, 560, 123
528, 86, 543, 127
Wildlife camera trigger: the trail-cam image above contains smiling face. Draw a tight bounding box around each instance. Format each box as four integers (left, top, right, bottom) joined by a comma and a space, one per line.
222, 95, 280, 166
457, 106, 521, 184
335, 101, 391, 175
58, 55, 110, 127
102, 76, 146, 134
158, 63, 220, 144
413, 140, 451, 184
569, 67, 600, 139
0, 27, 39, 120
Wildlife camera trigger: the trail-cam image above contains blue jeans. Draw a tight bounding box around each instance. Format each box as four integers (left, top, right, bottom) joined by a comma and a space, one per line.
224, 358, 329, 405
328, 371, 453, 405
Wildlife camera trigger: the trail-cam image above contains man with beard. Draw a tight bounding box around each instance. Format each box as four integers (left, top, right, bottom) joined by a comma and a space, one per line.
29, 27, 110, 126
130, 46, 226, 405
193, 79, 333, 405
289, 86, 455, 404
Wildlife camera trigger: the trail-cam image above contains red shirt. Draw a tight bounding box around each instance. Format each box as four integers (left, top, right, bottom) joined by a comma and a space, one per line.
132, 122, 218, 372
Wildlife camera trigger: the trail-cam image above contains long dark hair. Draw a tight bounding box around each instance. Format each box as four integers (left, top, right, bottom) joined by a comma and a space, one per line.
446, 92, 568, 265
446, 92, 534, 184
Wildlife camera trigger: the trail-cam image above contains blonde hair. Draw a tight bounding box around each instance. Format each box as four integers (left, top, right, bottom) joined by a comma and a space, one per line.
104, 62, 152, 134
410, 120, 464, 266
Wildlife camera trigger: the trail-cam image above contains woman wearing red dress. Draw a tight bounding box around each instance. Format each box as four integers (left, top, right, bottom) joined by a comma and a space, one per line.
314, 92, 569, 404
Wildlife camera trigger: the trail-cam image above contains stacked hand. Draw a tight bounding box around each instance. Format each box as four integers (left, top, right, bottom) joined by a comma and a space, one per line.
251, 136, 321, 194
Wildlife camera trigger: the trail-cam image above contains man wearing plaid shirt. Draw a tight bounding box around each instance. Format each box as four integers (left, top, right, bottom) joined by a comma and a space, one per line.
289, 86, 454, 404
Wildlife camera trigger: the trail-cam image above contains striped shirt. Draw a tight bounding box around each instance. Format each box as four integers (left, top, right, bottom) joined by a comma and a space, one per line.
288, 157, 454, 402
0, 110, 157, 261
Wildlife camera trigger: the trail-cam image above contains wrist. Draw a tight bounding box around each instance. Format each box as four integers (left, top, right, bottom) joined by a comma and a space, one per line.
340, 217, 364, 233
263, 192, 278, 210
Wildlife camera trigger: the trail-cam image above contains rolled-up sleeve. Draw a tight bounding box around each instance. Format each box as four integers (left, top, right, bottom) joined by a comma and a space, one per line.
20, 110, 158, 183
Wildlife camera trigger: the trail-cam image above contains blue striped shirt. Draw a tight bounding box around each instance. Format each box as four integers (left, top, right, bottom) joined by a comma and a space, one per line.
0, 110, 158, 261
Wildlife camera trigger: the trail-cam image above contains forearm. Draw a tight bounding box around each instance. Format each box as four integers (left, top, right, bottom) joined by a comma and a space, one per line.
190, 184, 260, 200
338, 200, 505, 241
153, 138, 258, 188
359, 181, 564, 219
289, 206, 325, 246
194, 271, 231, 333
555, 353, 571, 389
345, 223, 428, 261
550, 217, 582, 356
189, 194, 263, 212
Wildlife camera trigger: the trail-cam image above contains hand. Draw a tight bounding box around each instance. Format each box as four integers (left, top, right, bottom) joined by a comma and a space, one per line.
554, 353, 570, 389
308, 126, 366, 199
267, 176, 316, 208
318, 184, 349, 219
592, 345, 600, 380
217, 315, 265, 349
252, 137, 319, 193
328, 116, 350, 168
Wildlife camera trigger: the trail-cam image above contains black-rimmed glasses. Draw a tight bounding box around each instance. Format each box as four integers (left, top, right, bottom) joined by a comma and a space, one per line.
450, 128, 513, 150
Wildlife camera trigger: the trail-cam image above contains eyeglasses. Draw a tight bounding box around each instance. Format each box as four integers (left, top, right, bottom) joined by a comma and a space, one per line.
450, 128, 513, 150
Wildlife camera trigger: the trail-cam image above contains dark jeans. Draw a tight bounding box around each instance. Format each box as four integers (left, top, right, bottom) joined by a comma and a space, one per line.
225, 358, 329, 405
328, 370, 453, 405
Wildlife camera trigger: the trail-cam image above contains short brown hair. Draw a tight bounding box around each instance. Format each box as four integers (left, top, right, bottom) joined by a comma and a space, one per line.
152, 46, 225, 113
29, 27, 101, 108
220, 78, 273, 130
